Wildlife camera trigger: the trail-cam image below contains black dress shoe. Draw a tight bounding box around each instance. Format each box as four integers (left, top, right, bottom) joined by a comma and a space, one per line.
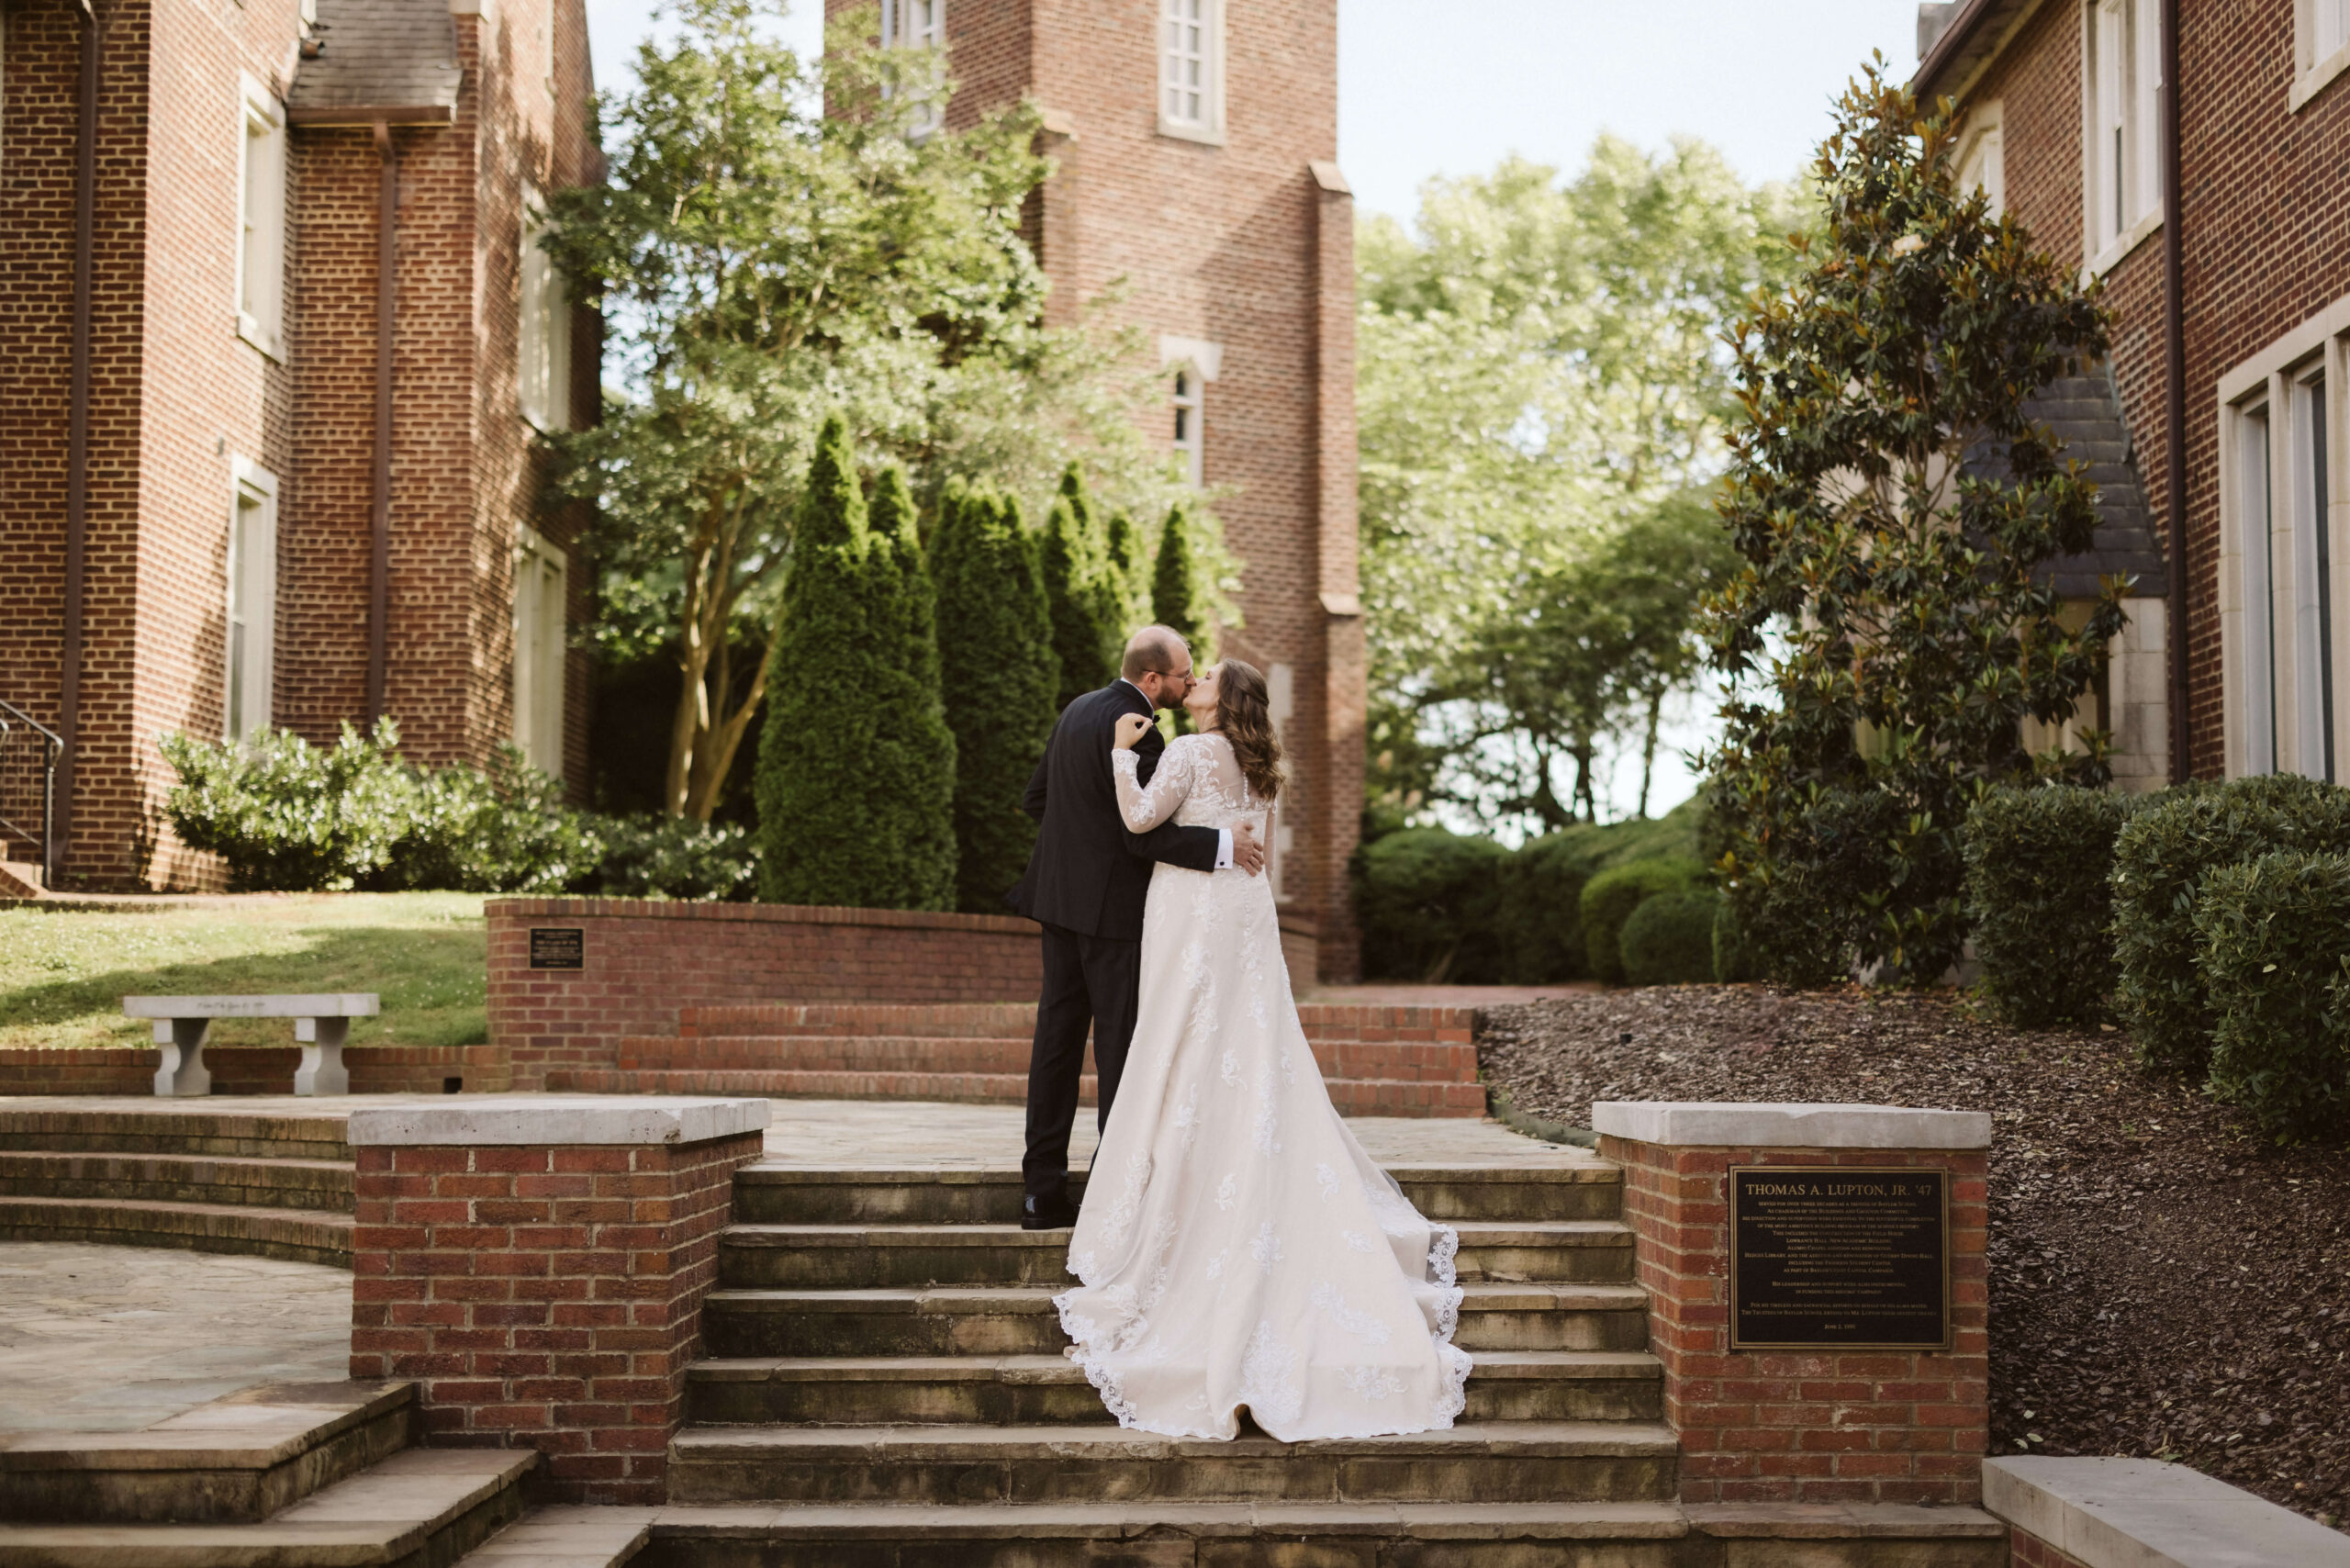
1021, 1193, 1080, 1231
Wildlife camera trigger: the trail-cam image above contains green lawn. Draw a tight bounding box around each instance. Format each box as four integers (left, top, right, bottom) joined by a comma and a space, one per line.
0, 893, 488, 1051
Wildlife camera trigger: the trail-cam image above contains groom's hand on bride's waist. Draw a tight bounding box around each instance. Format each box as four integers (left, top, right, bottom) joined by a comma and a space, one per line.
1231, 821, 1265, 877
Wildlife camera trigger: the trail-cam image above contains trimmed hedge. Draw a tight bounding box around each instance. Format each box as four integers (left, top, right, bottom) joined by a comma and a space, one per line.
1620, 886, 1722, 985
2194, 849, 2350, 1143
1962, 784, 2139, 1025
1723, 787, 1900, 990
1580, 857, 1706, 984
2111, 775, 2350, 1077
1351, 829, 1511, 983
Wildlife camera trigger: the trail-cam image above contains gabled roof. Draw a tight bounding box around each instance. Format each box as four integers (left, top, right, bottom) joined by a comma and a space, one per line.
1913, 0, 2034, 105
1964, 369, 2168, 599
285, 0, 464, 125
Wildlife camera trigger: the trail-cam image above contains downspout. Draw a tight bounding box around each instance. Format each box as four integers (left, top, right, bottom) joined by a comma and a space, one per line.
366, 118, 394, 722
56, 0, 99, 874
2161, 0, 2189, 783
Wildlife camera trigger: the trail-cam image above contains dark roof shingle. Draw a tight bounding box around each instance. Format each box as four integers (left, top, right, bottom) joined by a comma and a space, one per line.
286, 0, 464, 122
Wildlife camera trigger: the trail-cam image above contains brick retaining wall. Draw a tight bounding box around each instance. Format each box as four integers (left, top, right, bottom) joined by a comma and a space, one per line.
0, 1044, 511, 1096
487, 899, 1049, 1090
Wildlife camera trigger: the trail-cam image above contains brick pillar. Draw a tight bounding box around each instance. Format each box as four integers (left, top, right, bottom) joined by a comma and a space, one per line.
345, 1097, 769, 1503
1595, 1102, 1991, 1506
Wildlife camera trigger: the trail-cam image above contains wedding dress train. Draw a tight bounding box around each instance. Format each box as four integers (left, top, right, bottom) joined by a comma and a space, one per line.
1052, 732, 1472, 1441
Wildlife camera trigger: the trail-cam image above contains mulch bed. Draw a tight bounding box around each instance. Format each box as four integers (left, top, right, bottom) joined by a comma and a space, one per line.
1478, 983, 2350, 1526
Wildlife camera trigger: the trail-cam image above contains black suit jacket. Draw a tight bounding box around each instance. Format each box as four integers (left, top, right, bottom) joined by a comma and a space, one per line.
1011, 681, 1221, 941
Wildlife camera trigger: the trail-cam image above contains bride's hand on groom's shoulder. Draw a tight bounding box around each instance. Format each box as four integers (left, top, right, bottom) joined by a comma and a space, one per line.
1113, 713, 1152, 751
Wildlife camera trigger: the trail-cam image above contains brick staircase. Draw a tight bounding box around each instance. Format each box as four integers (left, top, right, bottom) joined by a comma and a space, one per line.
548, 1001, 1488, 1117
0, 1104, 355, 1265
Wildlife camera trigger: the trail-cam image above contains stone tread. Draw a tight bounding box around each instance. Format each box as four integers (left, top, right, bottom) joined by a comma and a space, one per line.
670, 1420, 1681, 1462
0, 1149, 356, 1211
457, 1506, 653, 1565
731, 1160, 1620, 1184
721, 1219, 1629, 1247
704, 1281, 1651, 1314
0, 1382, 411, 1474
638, 1498, 1692, 1540
0, 1193, 353, 1267
0, 1108, 352, 1161
0, 1447, 533, 1566
685, 1350, 1662, 1386
562, 1068, 1488, 1116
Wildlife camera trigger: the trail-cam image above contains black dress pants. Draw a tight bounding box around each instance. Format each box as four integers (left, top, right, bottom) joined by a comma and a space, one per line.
1023, 922, 1141, 1208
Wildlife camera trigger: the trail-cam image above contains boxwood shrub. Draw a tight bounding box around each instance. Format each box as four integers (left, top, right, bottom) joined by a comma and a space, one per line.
1494, 834, 1599, 982
2193, 849, 2350, 1143
1579, 857, 1706, 985
1962, 784, 2140, 1025
2111, 775, 2350, 1076
1351, 828, 1511, 982
1620, 885, 1722, 985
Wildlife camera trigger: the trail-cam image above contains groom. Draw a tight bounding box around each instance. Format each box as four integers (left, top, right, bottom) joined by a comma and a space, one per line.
1010, 625, 1265, 1229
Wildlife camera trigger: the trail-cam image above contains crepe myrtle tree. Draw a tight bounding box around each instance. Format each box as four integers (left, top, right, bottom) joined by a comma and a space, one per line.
1703, 60, 2122, 987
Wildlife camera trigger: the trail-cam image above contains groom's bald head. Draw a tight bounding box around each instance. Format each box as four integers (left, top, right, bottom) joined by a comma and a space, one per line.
1122, 625, 1192, 683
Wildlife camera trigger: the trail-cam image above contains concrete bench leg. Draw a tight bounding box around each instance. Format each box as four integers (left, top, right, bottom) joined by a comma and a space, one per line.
152, 1019, 211, 1097
295, 1017, 350, 1096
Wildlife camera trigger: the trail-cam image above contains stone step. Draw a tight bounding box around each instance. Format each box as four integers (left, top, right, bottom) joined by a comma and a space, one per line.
729, 1160, 1623, 1225
0, 1446, 532, 1565
560, 1068, 1489, 1117
0, 1193, 353, 1267
0, 1381, 416, 1525
0, 1149, 355, 1214
0, 1107, 352, 1161
715, 1219, 1633, 1290
702, 1282, 1652, 1359
665, 1420, 1680, 1506
0, 859, 44, 899
626, 1032, 1481, 1085
683, 1002, 1046, 1039
629, 1499, 1692, 1566
684, 1350, 1663, 1427
458, 1505, 653, 1565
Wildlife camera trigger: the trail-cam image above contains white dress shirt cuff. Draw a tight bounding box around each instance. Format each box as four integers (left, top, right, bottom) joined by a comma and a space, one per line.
1215, 829, 1234, 869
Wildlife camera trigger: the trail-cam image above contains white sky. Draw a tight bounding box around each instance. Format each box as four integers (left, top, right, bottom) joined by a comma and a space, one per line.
575, 0, 1924, 821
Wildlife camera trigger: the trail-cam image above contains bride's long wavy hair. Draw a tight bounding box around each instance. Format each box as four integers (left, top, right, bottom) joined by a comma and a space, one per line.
1211, 659, 1285, 803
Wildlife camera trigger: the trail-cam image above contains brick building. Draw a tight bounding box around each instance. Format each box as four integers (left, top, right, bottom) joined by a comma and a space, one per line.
837, 0, 1365, 977
0, 0, 599, 892
1916, 0, 2350, 786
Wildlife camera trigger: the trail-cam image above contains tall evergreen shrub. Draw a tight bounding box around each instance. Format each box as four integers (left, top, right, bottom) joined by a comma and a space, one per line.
861, 463, 958, 908
2194, 849, 2350, 1143
1103, 507, 1145, 633
1042, 466, 1116, 709
755, 418, 955, 910
1152, 498, 1200, 643
930, 482, 1060, 912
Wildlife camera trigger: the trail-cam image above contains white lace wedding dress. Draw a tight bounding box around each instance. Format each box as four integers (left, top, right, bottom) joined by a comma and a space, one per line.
1053, 732, 1472, 1441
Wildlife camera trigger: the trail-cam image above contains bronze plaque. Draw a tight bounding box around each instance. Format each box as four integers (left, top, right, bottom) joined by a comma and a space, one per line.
1729, 1167, 1950, 1350
528, 927, 584, 970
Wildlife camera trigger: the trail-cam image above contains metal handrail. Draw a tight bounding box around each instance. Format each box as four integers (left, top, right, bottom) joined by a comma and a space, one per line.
0, 698, 62, 889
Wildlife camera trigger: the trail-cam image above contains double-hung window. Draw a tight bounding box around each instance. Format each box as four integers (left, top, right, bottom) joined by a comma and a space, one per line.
1170, 366, 1203, 487
237, 77, 287, 356
512, 526, 568, 776
1955, 104, 2004, 218
518, 185, 571, 432
882, 0, 944, 135
225, 463, 279, 745
1158, 0, 1225, 143
2083, 0, 2162, 269
2295, 0, 2350, 108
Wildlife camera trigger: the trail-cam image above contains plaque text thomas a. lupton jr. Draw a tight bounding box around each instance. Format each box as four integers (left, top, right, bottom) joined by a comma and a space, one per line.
1729, 1167, 1951, 1351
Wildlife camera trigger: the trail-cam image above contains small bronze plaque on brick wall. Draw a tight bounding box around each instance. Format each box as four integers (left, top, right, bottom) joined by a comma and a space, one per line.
529, 928, 585, 969
1729, 1167, 1950, 1350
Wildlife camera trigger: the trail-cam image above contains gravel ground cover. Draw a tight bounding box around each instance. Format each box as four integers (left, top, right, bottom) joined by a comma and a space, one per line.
1480, 984, 2350, 1525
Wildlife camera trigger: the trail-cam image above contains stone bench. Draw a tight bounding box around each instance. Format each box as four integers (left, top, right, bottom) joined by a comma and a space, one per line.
122, 995, 381, 1098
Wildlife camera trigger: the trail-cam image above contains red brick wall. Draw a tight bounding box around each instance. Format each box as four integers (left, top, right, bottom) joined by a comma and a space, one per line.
348, 1127, 761, 1503
0, 1044, 512, 1097
2009, 1529, 2094, 1568
1947, 0, 2350, 779
841, 0, 1364, 979
486, 897, 1049, 1089
1600, 1137, 1991, 1506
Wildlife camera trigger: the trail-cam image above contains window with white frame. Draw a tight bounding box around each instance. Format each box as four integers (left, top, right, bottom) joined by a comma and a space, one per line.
2290, 368, 2335, 780
2240, 400, 2279, 774
1170, 366, 1203, 487
1955, 105, 2004, 218
236, 78, 287, 355
2296, 0, 2350, 109
518, 185, 571, 432
225, 463, 279, 745
881, 0, 944, 134
2083, 0, 2162, 266
1159, 0, 1224, 143
512, 526, 568, 776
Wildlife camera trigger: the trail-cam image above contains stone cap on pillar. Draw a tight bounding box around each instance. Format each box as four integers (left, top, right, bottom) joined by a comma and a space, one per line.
1592, 1101, 1991, 1149
1985, 1455, 2350, 1567
347, 1095, 770, 1147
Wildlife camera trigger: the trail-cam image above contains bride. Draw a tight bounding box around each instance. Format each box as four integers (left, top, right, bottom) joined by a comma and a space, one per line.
1053, 656, 1472, 1441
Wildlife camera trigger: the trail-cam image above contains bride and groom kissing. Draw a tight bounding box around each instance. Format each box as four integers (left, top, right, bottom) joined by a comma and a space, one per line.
1009, 623, 1471, 1442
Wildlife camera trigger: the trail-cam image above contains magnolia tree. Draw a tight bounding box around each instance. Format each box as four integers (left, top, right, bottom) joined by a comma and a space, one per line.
1704, 62, 2121, 986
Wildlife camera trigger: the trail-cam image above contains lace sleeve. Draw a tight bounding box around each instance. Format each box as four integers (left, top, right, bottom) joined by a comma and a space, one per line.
1112, 736, 1196, 832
